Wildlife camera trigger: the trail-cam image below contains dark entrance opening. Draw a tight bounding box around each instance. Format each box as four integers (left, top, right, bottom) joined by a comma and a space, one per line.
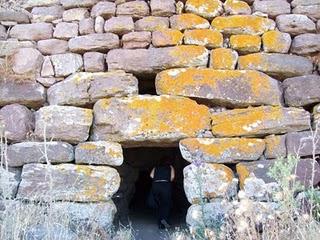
113, 147, 190, 237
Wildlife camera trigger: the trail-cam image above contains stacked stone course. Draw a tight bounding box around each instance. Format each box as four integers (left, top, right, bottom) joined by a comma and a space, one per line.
0, 0, 320, 229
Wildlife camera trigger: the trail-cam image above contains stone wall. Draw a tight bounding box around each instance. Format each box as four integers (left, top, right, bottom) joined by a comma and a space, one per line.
0, 0, 320, 229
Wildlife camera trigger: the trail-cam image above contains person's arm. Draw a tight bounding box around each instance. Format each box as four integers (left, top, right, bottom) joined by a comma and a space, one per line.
170, 165, 175, 182
150, 168, 155, 179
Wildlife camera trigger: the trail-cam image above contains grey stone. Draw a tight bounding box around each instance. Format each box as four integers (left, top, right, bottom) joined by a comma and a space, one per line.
291, 33, 320, 55
31, 6, 64, 23
94, 16, 104, 33
25, 224, 77, 240
75, 141, 123, 166
0, 104, 34, 142
286, 131, 320, 157
37, 39, 68, 55
291, 0, 320, 7
0, 9, 29, 23
24, 0, 60, 8
313, 104, 320, 129
68, 33, 119, 53
253, 1, 291, 18
134, 16, 169, 31
276, 14, 316, 36
150, 0, 176, 17
34, 105, 93, 143
91, 1, 115, 18
50, 53, 83, 77
116, 1, 150, 19
83, 52, 105, 72
0, 167, 21, 199
7, 142, 74, 167
47, 71, 138, 106
9, 23, 53, 41
36, 77, 59, 87
0, 39, 35, 57
53, 22, 78, 39
122, 31, 151, 49
104, 16, 134, 35
79, 18, 94, 35
60, 0, 99, 9
17, 163, 120, 202
62, 8, 89, 22
283, 75, 320, 107
0, 25, 6, 40
264, 134, 287, 159
292, 5, 320, 19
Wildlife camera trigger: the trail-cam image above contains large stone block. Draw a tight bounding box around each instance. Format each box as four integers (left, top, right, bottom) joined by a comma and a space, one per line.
179, 138, 265, 164
10, 48, 43, 76
252, 0, 291, 18
156, 68, 282, 107
37, 39, 68, 55
184, 163, 237, 204
262, 30, 291, 53
183, 29, 223, 49
60, 0, 98, 9
53, 22, 78, 40
7, 142, 74, 167
264, 134, 287, 159
104, 16, 134, 35
230, 34, 261, 54
24, 0, 60, 8
31, 5, 63, 23
292, 5, 320, 20
185, 0, 223, 20
0, 104, 34, 142
0, 81, 45, 109
170, 13, 210, 30
286, 131, 320, 157
50, 53, 83, 77
291, 0, 320, 7
34, 106, 93, 144
0, 9, 29, 23
211, 106, 310, 137
238, 53, 313, 79
91, 1, 115, 18
152, 29, 183, 47
68, 33, 119, 53
107, 46, 209, 76
83, 52, 105, 72
62, 8, 89, 22
291, 33, 320, 55
134, 16, 169, 31
150, 0, 176, 17
92, 95, 210, 146
0, 39, 35, 57
283, 75, 320, 107
116, 1, 150, 19
9, 23, 53, 41
122, 31, 151, 49
75, 141, 123, 166
210, 48, 238, 70
276, 14, 316, 36
17, 163, 120, 202
211, 15, 275, 35
223, 0, 251, 15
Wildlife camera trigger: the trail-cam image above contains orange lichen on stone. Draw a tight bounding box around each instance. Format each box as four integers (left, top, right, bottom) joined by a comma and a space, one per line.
78, 142, 98, 151
211, 163, 234, 182
262, 30, 291, 53
170, 13, 210, 30
184, 29, 223, 48
210, 48, 238, 69
152, 29, 183, 47
236, 163, 250, 189
230, 34, 261, 53
237, 52, 264, 68
185, 0, 223, 19
169, 45, 209, 66
211, 15, 275, 35
224, 0, 251, 15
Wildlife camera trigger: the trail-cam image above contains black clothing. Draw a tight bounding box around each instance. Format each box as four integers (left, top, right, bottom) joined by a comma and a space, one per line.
154, 165, 171, 182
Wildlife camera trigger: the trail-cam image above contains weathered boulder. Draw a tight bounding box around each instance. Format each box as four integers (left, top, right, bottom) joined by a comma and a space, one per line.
68, 33, 119, 53
0, 39, 35, 57
230, 34, 261, 54
252, 0, 290, 18
122, 31, 151, 49
264, 134, 287, 159
183, 29, 223, 48
210, 48, 238, 70
10, 48, 43, 76
291, 33, 320, 55
62, 8, 89, 22
34, 106, 93, 144
0, 104, 34, 142
17, 163, 120, 202
150, 0, 176, 17
60, 0, 98, 9
79, 18, 94, 35
53, 22, 78, 40
0, 81, 45, 108
104, 16, 134, 35
211, 15, 275, 35
7, 142, 74, 167
283, 75, 320, 107
292, 5, 320, 20
116, 1, 150, 19
31, 5, 64, 23
134, 16, 169, 31
107, 46, 209, 76
238, 53, 313, 79
50, 53, 83, 77
152, 29, 183, 47
276, 14, 316, 36
47, 71, 138, 106
184, 163, 237, 204
91, 1, 115, 18
262, 30, 291, 53
0, 167, 21, 199
170, 13, 210, 30
179, 138, 265, 163
95, 16, 104, 33
156, 68, 282, 107
223, 0, 251, 15
211, 106, 310, 137
291, 0, 320, 7
83, 52, 105, 72
9, 23, 53, 41
92, 95, 210, 146
0, 9, 29, 23
37, 39, 69, 55
185, 0, 223, 20
75, 141, 123, 166
286, 131, 320, 157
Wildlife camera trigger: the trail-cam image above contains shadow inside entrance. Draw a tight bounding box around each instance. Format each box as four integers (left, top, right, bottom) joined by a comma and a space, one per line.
113, 147, 190, 240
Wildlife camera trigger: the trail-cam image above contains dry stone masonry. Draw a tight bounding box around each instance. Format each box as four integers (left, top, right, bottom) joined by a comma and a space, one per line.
0, 0, 320, 231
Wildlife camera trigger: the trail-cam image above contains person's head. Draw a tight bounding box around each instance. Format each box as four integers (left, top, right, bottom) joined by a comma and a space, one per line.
158, 156, 173, 166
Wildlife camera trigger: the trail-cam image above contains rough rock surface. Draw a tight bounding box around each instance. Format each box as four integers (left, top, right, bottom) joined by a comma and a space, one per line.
7, 142, 74, 167
34, 106, 93, 144
211, 106, 310, 137
170, 13, 210, 30
152, 29, 183, 47
286, 131, 320, 157
92, 95, 210, 146
50, 53, 83, 77
276, 14, 316, 36
156, 68, 282, 107
291, 33, 320, 55
0, 167, 21, 199
134, 16, 169, 31
179, 138, 265, 163
47, 71, 138, 106
37, 39, 69, 55
262, 30, 291, 53
75, 141, 123, 166
185, 0, 223, 20
17, 163, 120, 202
252, 1, 291, 18
183, 29, 223, 49
210, 48, 238, 70
10, 48, 43, 76
9, 23, 53, 41
264, 135, 287, 159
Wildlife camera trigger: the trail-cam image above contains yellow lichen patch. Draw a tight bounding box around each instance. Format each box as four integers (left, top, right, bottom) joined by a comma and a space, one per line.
224, 0, 251, 15
211, 106, 284, 137
236, 163, 250, 189
210, 48, 238, 69
152, 29, 183, 47
78, 142, 98, 151
107, 148, 123, 159
169, 45, 208, 65
262, 30, 291, 53
185, 0, 223, 19
211, 163, 234, 182
184, 29, 223, 49
211, 15, 275, 35
170, 13, 210, 31
230, 34, 261, 53
127, 96, 210, 136
264, 134, 286, 158
237, 52, 264, 70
